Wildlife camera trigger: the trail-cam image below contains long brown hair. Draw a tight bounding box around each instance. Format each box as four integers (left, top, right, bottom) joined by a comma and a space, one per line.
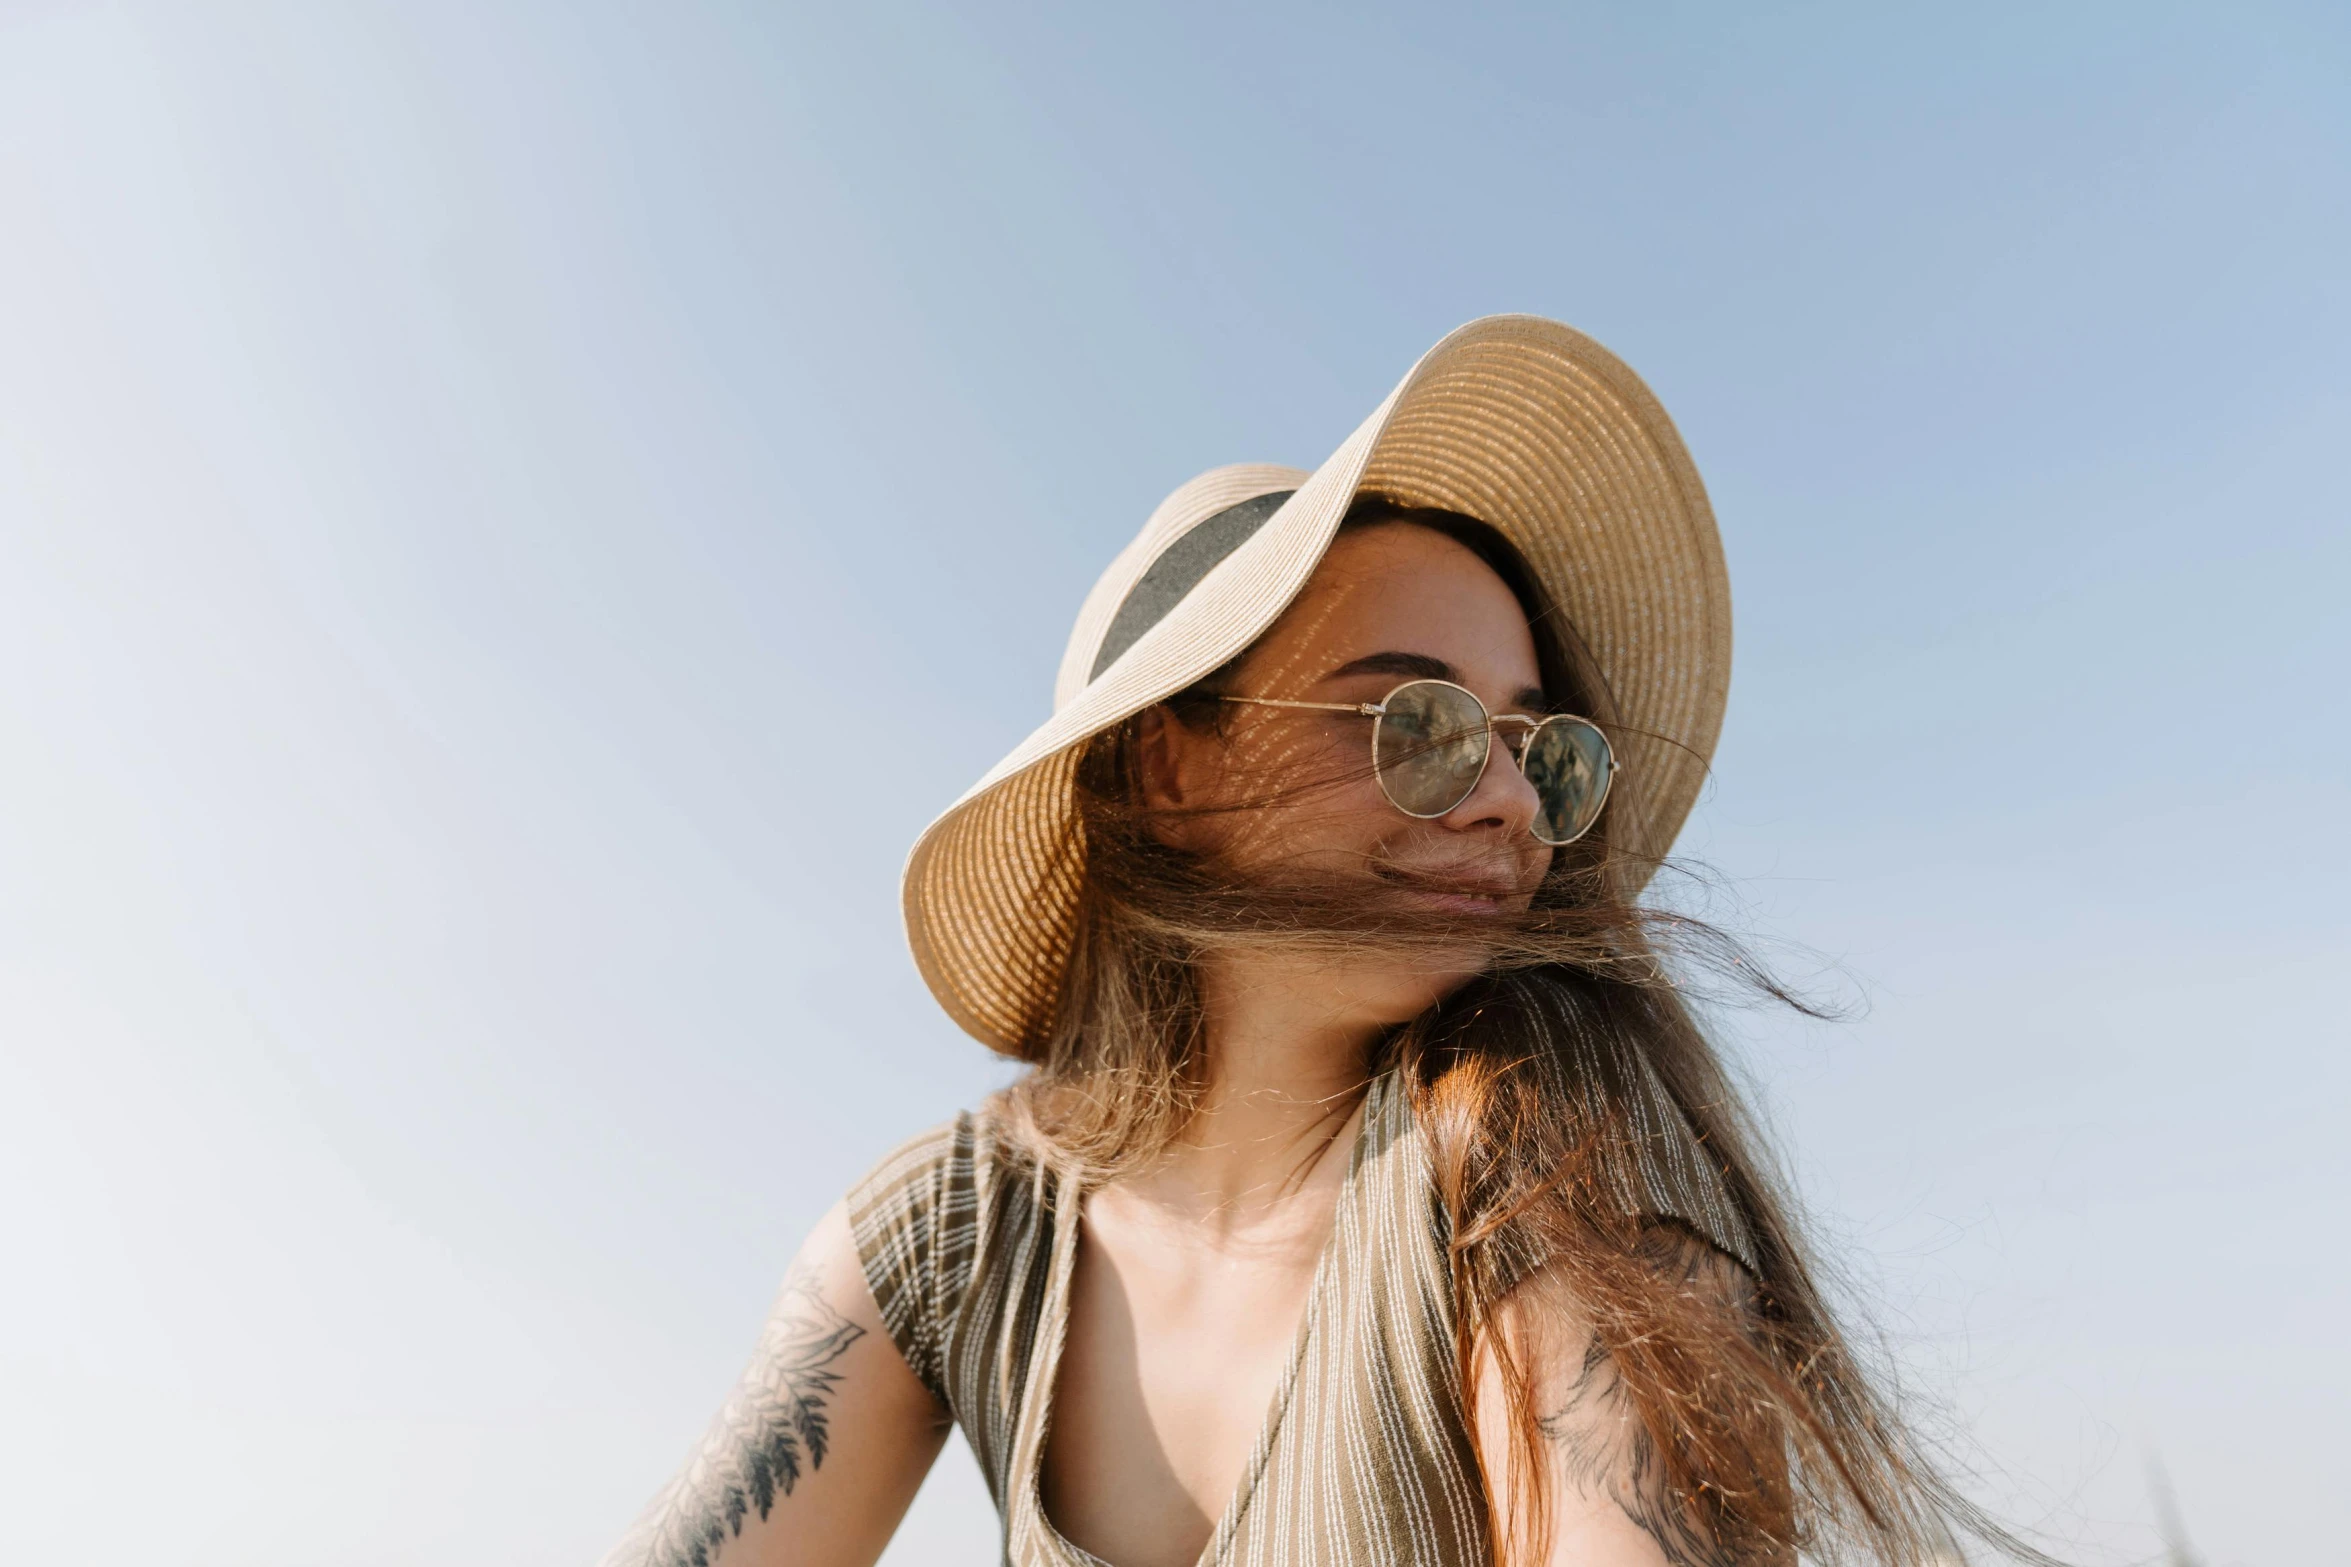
997, 495, 2039, 1566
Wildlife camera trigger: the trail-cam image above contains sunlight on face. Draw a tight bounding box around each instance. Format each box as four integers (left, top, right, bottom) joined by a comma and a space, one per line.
1146, 521, 1556, 1030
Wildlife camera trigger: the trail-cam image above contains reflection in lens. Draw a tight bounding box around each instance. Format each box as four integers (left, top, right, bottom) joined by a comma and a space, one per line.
1373, 680, 1491, 817
1522, 717, 1612, 845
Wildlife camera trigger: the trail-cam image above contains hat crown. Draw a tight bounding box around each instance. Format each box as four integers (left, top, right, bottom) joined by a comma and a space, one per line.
1086, 488, 1297, 686
1052, 464, 1310, 711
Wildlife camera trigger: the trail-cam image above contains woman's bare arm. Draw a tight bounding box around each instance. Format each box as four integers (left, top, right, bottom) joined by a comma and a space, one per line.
1473, 1240, 1767, 1567
599, 1202, 951, 1567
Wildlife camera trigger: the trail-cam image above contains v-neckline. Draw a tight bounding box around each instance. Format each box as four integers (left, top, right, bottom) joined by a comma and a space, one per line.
1022, 1076, 1386, 1567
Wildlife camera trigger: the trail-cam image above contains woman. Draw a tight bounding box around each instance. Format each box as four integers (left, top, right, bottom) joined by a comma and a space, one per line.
603, 317, 2017, 1567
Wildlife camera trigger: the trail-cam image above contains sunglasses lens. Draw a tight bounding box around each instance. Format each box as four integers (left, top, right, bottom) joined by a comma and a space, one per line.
1373, 681, 1491, 817
1522, 717, 1613, 845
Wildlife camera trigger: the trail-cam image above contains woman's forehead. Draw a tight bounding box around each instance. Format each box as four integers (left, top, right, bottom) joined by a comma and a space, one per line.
1248, 523, 1540, 682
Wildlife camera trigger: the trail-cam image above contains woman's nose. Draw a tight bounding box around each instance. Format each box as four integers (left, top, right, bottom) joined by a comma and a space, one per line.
1440, 734, 1541, 839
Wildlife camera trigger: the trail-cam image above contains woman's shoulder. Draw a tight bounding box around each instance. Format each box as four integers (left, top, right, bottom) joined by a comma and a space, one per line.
847, 1097, 1042, 1214
848, 1110, 975, 1211
1388, 1043, 1759, 1285
842, 1098, 1054, 1409
843, 1097, 1055, 1289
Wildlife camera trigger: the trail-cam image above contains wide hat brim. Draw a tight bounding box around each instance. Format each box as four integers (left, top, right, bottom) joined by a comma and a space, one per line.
904, 315, 1731, 1055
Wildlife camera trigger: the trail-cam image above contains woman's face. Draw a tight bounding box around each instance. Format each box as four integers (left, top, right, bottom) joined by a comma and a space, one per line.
1140, 521, 1554, 1026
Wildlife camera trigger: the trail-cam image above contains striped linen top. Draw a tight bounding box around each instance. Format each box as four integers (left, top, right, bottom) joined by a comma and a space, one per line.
847, 1064, 1751, 1567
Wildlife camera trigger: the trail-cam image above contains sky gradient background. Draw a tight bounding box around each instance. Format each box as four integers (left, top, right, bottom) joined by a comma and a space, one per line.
2, 3, 2345, 1563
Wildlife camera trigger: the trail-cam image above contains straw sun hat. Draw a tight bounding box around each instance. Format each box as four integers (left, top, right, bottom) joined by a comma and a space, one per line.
905, 314, 1730, 1055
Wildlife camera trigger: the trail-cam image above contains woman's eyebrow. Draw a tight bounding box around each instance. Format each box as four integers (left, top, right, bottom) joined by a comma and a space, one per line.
1322, 651, 1453, 683
1320, 654, 1551, 715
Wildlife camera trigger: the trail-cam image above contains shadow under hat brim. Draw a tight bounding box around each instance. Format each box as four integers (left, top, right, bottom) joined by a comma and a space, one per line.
904, 315, 1730, 1055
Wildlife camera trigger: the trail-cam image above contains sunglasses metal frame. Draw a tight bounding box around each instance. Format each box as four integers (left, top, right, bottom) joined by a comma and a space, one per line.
1218, 677, 1616, 846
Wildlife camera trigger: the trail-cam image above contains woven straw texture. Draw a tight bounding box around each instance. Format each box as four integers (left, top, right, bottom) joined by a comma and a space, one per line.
904, 316, 1730, 1054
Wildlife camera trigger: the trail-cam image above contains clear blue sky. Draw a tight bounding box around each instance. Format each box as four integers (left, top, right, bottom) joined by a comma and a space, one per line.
1, 3, 2343, 1562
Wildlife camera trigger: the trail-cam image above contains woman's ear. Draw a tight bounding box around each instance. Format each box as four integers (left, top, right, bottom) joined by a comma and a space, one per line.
1136, 705, 1188, 813
1135, 705, 1226, 851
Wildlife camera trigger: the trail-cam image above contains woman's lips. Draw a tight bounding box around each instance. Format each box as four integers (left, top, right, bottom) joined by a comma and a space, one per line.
1405, 888, 1510, 916
1371, 863, 1531, 913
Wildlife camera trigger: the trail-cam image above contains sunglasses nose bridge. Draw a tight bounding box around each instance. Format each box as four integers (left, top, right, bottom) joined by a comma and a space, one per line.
1485, 713, 1539, 771
1448, 718, 1548, 837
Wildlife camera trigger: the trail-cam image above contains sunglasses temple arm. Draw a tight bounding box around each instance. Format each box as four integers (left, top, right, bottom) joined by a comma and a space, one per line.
1220, 696, 1384, 716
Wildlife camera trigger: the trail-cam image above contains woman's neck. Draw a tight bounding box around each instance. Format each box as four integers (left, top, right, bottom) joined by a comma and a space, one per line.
1110, 951, 1385, 1235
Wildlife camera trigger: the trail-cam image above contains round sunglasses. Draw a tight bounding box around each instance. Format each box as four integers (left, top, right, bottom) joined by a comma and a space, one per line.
1221, 677, 1615, 847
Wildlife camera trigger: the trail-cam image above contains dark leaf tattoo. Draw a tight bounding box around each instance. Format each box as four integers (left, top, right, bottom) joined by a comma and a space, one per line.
603, 1263, 867, 1567
1539, 1334, 1738, 1567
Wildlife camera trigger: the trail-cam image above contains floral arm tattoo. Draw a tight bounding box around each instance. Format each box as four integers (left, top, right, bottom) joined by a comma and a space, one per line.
1537, 1335, 1737, 1567
1532, 1232, 1759, 1567
603, 1262, 867, 1567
